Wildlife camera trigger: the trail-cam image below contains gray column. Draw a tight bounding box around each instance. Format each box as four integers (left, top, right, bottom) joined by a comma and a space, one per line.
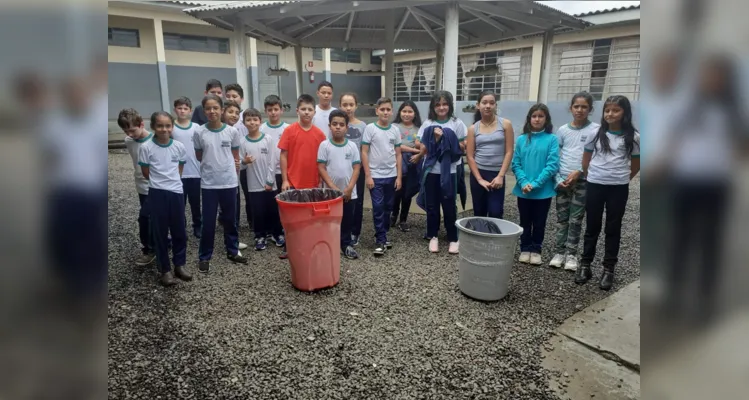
294, 45, 304, 99
385, 9, 396, 98
537, 29, 555, 103
435, 46, 444, 91
443, 1, 460, 97
152, 18, 170, 112
232, 18, 251, 110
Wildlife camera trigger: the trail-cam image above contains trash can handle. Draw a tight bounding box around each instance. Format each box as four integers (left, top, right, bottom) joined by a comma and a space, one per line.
312, 204, 330, 215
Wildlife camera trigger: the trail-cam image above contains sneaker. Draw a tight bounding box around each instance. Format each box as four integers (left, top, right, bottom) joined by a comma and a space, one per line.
238, 242, 248, 250
135, 253, 156, 266
518, 252, 531, 263
399, 221, 410, 232
373, 243, 386, 256
198, 260, 210, 274
564, 255, 579, 271
270, 234, 285, 247
385, 241, 393, 249
549, 253, 565, 268
351, 234, 360, 246
530, 253, 542, 265
429, 237, 439, 253
389, 214, 397, 228
448, 241, 459, 254
279, 247, 288, 259
343, 246, 359, 260
227, 252, 248, 264
254, 237, 267, 251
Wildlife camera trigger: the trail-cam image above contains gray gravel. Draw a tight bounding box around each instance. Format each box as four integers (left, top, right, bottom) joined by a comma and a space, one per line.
108, 151, 640, 399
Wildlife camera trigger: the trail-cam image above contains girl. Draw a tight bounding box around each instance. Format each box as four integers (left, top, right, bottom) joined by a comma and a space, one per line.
415, 91, 467, 255
222, 100, 249, 252
550, 92, 600, 271
576, 95, 640, 291
391, 100, 423, 232
511, 104, 559, 266
339, 92, 368, 246
466, 91, 514, 220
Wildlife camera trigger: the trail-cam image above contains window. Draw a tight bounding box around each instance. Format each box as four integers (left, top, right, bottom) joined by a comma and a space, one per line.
394, 59, 438, 102
312, 48, 323, 61
370, 53, 381, 66
330, 49, 360, 63
163, 33, 229, 54
108, 27, 140, 47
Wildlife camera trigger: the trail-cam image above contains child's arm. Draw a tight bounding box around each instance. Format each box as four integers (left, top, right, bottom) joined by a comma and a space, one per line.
179, 164, 184, 177
465, 125, 484, 184
529, 137, 560, 190
280, 150, 290, 191
361, 144, 373, 189
137, 145, 150, 181
140, 166, 150, 181
582, 151, 592, 177
265, 138, 276, 190
630, 157, 640, 180
317, 163, 339, 190
395, 146, 403, 191
193, 131, 203, 162
497, 119, 514, 183
511, 140, 528, 187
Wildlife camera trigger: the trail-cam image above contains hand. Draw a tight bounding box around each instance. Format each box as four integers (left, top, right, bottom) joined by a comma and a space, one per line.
434, 127, 443, 140
282, 180, 291, 191
557, 181, 569, 190
264, 184, 273, 191
343, 187, 353, 201
243, 154, 255, 165
490, 175, 504, 189
478, 178, 492, 191
234, 158, 240, 169
410, 154, 422, 164
522, 184, 533, 194
366, 177, 375, 189
564, 170, 581, 186
395, 178, 402, 191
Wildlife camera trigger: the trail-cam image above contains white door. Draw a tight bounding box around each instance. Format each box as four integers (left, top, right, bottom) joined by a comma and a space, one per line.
258, 53, 280, 103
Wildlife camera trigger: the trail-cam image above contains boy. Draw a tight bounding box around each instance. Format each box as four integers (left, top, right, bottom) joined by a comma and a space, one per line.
118, 108, 155, 266
278, 94, 327, 258
311, 81, 336, 139
172, 96, 201, 238
221, 99, 250, 251
239, 108, 284, 251
138, 111, 192, 287
361, 97, 402, 256
259, 94, 289, 193
224, 83, 244, 107
191, 79, 223, 125
317, 110, 361, 259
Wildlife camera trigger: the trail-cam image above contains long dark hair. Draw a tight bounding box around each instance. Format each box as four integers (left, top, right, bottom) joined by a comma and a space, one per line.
473, 90, 498, 123
393, 100, 422, 127
522, 103, 553, 143
593, 95, 637, 156
427, 90, 455, 121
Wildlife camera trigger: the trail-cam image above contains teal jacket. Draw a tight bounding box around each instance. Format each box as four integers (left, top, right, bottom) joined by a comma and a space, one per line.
511, 131, 560, 199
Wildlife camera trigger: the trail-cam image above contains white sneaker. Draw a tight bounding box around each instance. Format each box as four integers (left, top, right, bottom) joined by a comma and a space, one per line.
530, 253, 542, 265
549, 253, 565, 268
448, 241, 459, 254
429, 237, 439, 253
564, 255, 578, 271
519, 252, 531, 263
238, 242, 248, 250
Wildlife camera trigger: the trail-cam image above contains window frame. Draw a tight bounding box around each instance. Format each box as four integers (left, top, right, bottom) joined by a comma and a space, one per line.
162, 32, 230, 54
108, 27, 140, 48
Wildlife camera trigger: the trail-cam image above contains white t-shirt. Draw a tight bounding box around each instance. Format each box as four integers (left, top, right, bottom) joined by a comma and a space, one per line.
584, 131, 640, 185
125, 132, 152, 195
192, 123, 241, 189
171, 122, 200, 179
362, 123, 402, 179
312, 105, 336, 138
417, 118, 467, 175
317, 139, 361, 199
556, 121, 601, 184
239, 133, 277, 192
138, 138, 187, 193
260, 121, 289, 175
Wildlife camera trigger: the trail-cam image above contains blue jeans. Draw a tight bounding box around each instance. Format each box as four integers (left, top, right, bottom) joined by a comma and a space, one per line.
517, 197, 552, 253
470, 169, 505, 219
182, 178, 201, 231
137, 194, 153, 254
352, 171, 366, 237
199, 187, 240, 261
369, 177, 396, 244
341, 199, 355, 248
425, 173, 459, 242
150, 188, 187, 273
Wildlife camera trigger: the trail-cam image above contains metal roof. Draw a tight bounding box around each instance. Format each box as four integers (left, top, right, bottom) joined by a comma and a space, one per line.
174, 1, 294, 11
574, 4, 640, 17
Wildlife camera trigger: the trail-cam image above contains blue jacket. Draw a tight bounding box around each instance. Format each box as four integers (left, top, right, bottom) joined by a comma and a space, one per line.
511, 132, 560, 199
416, 126, 463, 210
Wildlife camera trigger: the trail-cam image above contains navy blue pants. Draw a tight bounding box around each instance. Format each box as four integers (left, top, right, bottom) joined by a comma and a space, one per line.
370, 177, 396, 244
239, 169, 253, 229
182, 178, 201, 230
517, 197, 552, 253
352, 171, 366, 237
137, 194, 153, 254
341, 199, 355, 248
425, 173, 459, 242
249, 190, 283, 238
470, 169, 505, 219
199, 187, 239, 261
150, 188, 187, 273
392, 164, 419, 222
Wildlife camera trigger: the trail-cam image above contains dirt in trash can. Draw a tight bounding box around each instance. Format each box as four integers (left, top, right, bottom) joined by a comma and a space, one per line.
276, 188, 342, 203
463, 218, 502, 234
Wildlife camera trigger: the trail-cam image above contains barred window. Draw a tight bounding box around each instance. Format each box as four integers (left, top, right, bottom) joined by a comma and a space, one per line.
163, 33, 230, 54
108, 27, 140, 47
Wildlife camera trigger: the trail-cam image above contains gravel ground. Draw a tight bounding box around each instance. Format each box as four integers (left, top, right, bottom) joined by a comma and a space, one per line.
108, 151, 640, 399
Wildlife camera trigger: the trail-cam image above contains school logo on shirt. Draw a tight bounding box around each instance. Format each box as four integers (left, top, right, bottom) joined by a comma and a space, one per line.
389, 137, 395, 145
260, 147, 268, 155
171, 155, 179, 163
221, 140, 231, 148
580, 135, 587, 142
345, 151, 352, 160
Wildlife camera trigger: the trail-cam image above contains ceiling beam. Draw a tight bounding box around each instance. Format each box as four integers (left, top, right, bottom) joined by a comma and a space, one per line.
238, 1, 445, 20
462, 3, 561, 30
408, 6, 474, 39
459, 5, 510, 32
504, 1, 587, 29
394, 9, 410, 42
345, 11, 355, 43
407, 6, 442, 45
434, 17, 479, 30
243, 18, 300, 46
281, 14, 332, 34
298, 13, 349, 40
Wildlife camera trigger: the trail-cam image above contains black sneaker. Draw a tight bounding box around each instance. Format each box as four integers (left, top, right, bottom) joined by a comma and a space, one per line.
385, 241, 393, 249
389, 215, 397, 228
343, 246, 359, 260
399, 221, 410, 232
227, 252, 248, 264
373, 243, 386, 256
198, 260, 210, 274
254, 237, 267, 251
351, 234, 360, 246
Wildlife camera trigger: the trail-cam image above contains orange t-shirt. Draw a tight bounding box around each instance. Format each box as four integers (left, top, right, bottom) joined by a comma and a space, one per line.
278, 122, 326, 189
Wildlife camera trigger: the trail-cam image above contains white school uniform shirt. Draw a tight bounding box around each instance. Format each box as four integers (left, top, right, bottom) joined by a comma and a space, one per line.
556, 121, 601, 185
125, 132, 153, 195
584, 131, 640, 185
239, 133, 277, 192
312, 105, 336, 139
361, 123, 402, 179
317, 139, 361, 200
192, 123, 241, 189
260, 121, 290, 175
137, 137, 187, 193
171, 122, 200, 179
417, 118, 467, 175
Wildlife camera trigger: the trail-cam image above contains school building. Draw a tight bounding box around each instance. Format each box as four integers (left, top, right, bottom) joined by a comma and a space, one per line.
108, 1, 640, 124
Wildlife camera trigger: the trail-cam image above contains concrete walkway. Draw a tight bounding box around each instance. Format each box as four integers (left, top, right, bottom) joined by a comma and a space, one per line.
542, 280, 641, 400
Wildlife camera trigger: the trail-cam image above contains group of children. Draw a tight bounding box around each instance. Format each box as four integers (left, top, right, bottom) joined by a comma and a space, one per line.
119, 77, 639, 291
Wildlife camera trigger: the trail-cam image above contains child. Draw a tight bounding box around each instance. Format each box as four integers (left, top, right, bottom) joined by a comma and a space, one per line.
239, 108, 284, 251
192, 94, 248, 273
191, 79, 223, 125
511, 103, 560, 266
222, 100, 250, 252
576, 95, 640, 291
118, 108, 155, 266
138, 112, 191, 286
550, 92, 600, 271
312, 81, 336, 138
338, 92, 368, 246
278, 94, 327, 258
466, 91, 515, 220
260, 94, 289, 198
361, 97, 402, 256
391, 100, 423, 232
224, 83, 244, 107
318, 110, 361, 260
171, 96, 202, 238
415, 91, 467, 255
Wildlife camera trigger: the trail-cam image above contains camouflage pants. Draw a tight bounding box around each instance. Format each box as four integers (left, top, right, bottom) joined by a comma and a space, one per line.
555, 178, 587, 255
